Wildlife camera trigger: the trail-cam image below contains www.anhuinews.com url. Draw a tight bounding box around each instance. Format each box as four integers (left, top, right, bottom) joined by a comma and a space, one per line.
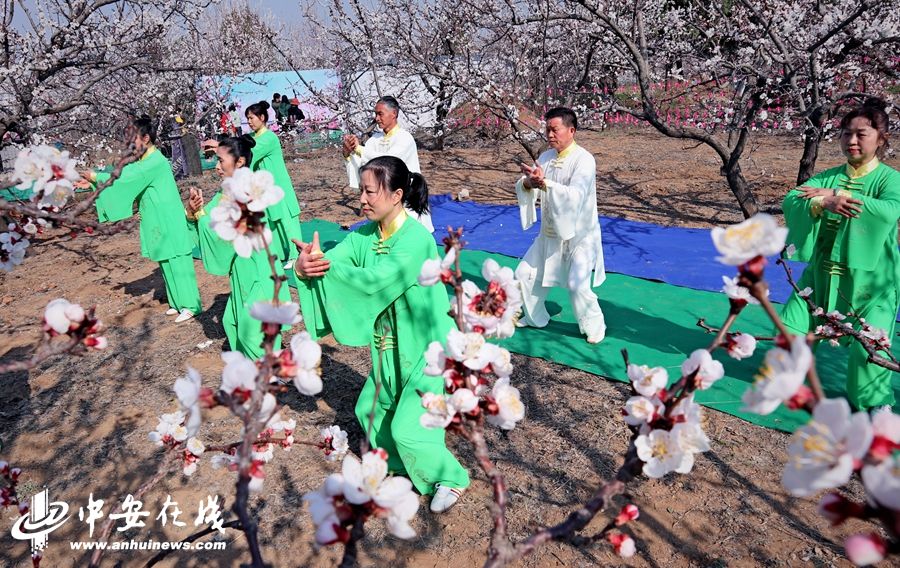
69, 539, 226, 551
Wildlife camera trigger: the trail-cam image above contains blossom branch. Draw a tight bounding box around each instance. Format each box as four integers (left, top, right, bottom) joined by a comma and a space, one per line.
777, 258, 900, 373
88, 448, 181, 568
458, 419, 510, 563
0, 302, 106, 374
695, 317, 774, 342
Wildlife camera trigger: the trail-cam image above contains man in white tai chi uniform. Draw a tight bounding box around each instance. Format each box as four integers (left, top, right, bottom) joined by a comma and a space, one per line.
514, 106, 606, 343
343, 96, 434, 232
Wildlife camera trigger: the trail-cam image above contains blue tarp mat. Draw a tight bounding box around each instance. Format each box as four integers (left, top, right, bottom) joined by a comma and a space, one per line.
353, 194, 805, 303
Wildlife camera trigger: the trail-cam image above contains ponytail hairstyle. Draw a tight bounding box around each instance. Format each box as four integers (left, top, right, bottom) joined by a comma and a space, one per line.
218, 134, 256, 167
840, 97, 891, 158
132, 115, 157, 145
359, 156, 430, 215
245, 100, 270, 121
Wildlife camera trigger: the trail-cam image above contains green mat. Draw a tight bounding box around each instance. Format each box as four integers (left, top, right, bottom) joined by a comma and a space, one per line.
299, 219, 900, 433
0, 185, 32, 201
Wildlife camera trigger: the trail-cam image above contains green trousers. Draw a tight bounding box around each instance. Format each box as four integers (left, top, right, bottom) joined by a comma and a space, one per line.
354, 349, 470, 495
782, 290, 897, 410
269, 215, 303, 264
222, 267, 286, 360
781, 214, 897, 410
158, 254, 202, 314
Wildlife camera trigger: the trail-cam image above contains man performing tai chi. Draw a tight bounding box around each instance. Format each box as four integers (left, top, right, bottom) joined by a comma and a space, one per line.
514, 107, 606, 344
342, 96, 434, 232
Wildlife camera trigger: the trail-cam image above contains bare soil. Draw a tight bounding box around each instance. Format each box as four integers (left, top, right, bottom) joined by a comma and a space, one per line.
0, 129, 893, 567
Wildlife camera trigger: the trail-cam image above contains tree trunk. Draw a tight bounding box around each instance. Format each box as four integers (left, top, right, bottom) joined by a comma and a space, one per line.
796, 106, 826, 185
722, 163, 759, 218
181, 132, 203, 178
433, 83, 450, 151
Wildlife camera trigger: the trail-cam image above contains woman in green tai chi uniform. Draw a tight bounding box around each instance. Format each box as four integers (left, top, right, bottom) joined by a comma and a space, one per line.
88, 117, 201, 322
244, 100, 304, 266
294, 156, 469, 513
186, 135, 291, 358
782, 98, 899, 412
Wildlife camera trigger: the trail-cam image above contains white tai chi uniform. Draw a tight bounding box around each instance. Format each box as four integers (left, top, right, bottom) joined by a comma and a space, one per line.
514, 142, 606, 341
345, 125, 434, 232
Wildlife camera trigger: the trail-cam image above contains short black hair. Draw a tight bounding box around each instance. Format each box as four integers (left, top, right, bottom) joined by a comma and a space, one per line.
376, 96, 400, 114
132, 115, 157, 144
545, 107, 577, 130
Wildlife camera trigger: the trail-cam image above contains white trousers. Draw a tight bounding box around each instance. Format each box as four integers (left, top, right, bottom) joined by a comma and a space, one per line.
515, 234, 606, 340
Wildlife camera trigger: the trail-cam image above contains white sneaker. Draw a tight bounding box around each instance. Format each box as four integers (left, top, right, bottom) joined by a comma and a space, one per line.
430, 484, 464, 513
174, 309, 195, 323
586, 329, 606, 344
165, 308, 178, 316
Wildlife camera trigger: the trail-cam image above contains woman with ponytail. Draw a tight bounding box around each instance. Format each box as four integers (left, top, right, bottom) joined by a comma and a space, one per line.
186, 134, 291, 358
87, 116, 201, 323
293, 156, 469, 512
782, 98, 900, 411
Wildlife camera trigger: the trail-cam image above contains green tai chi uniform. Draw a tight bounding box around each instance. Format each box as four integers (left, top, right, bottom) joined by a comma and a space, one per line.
296, 212, 470, 494
189, 192, 290, 358
95, 147, 201, 314
250, 128, 303, 264
782, 158, 900, 410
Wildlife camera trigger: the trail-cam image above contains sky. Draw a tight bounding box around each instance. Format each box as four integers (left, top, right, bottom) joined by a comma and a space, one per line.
8, 0, 311, 31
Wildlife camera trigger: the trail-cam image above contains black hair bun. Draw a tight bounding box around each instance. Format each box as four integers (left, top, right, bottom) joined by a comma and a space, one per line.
862, 97, 888, 112
240, 133, 257, 148
259, 101, 270, 111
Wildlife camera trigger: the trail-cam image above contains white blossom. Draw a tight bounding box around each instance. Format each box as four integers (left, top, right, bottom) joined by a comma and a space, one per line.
320, 425, 349, 461
220, 351, 258, 395
420, 388, 478, 429
727, 333, 757, 360
249, 301, 301, 325
340, 450, 419, 539
455, 258, 522, 338
623, 396, 663, 426
711, 213, 788, 265
627, 364, 668, 397
43, 298, 86, 334
174, 367, 203, 438
741, 336, 811, 415
222, 167, 284, 212
861, 455, 900, 511
680, 350, 724, 390
418, 246, 456, 286
783, 399, 874, 496
635, 429, 693, 478
0, 231, 29, 271
209, 193, 273, 258
486, 377, 525, 430
287, 332, 322, 396
721, 275, 758, 304
148, 411, 188, 445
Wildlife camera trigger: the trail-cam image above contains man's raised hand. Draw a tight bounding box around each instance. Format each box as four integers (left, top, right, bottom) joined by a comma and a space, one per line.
520, 162, 545, 189
342, 134, 359, 158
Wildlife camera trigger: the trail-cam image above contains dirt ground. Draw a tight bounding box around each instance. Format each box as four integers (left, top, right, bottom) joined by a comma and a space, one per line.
0, 129, 893, 567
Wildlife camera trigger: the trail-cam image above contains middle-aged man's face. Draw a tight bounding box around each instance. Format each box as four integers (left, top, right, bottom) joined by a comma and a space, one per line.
545, 117, 575, 152
374, 102, 398, 132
